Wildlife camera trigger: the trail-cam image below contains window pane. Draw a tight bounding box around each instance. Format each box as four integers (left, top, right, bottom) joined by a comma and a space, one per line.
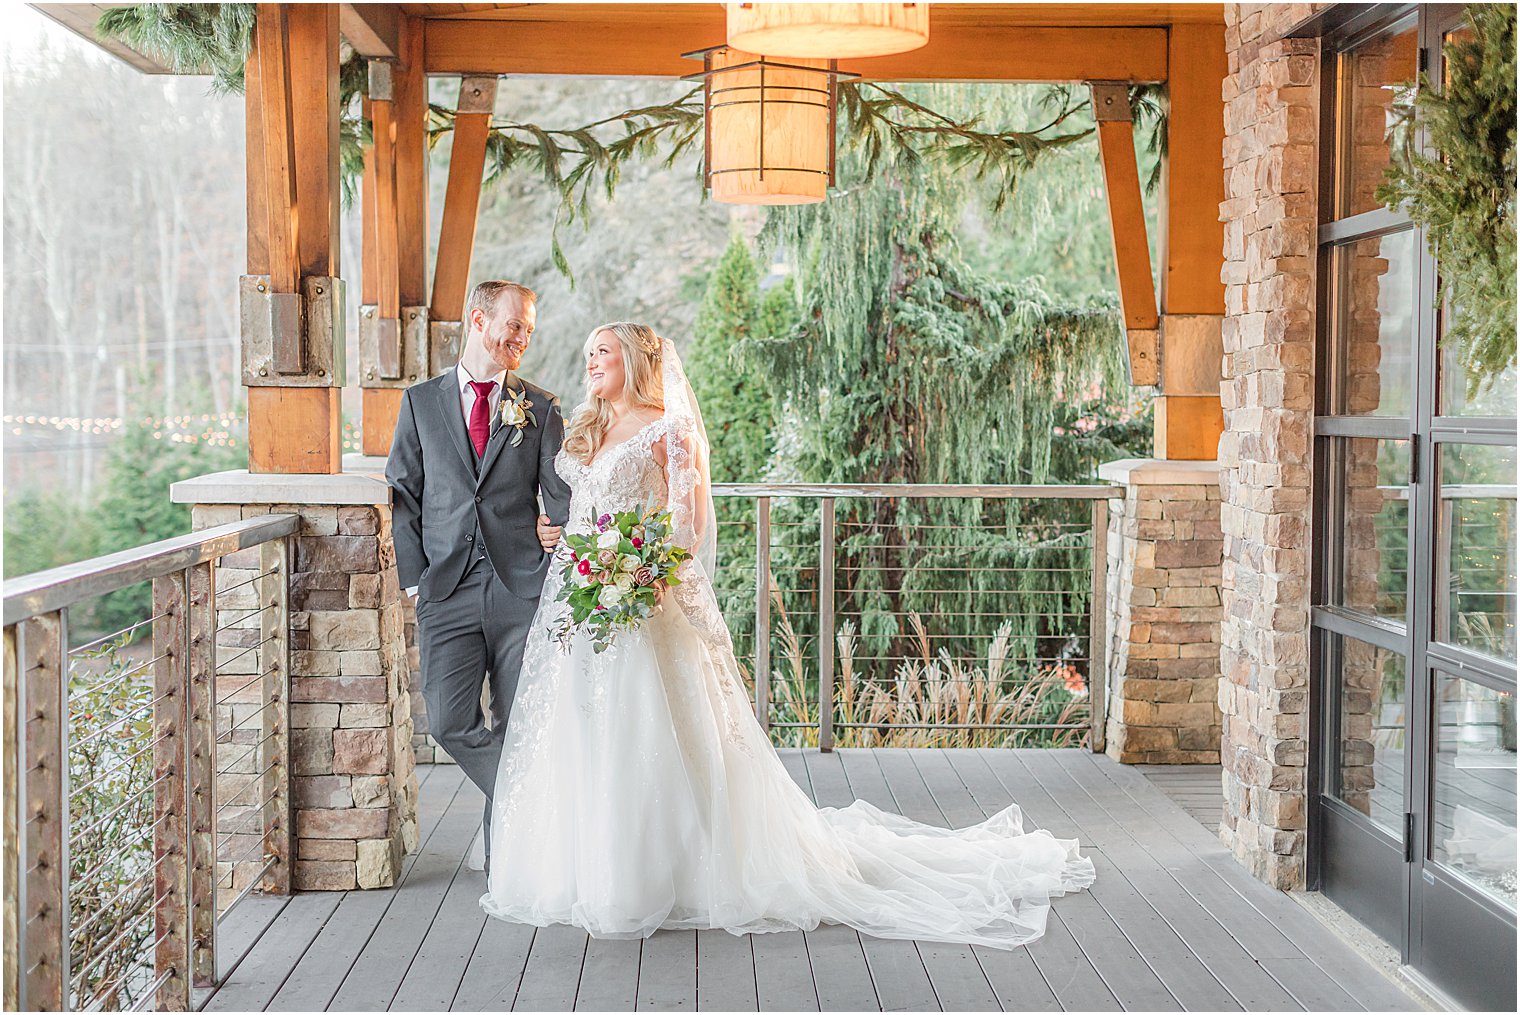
1432, 672, 1516, 910
1329, 231, 1416, 416
1439, 443, 1519, 662
1329, 633, 1407, 832
1336, 437, 1410, 620
1336, 18, 1418, 218
1439, 300, 1520, 418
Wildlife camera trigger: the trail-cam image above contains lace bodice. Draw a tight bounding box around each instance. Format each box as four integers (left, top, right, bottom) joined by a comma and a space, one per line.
550, 415, 733, 656
554, 417, 672, 532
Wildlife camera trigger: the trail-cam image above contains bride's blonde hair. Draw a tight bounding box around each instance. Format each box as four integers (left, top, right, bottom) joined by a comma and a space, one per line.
563, 322, 665, 464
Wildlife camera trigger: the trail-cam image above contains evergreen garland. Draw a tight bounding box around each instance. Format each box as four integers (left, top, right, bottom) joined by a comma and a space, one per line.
1377, 3, 1517, 393
94, 4, 1167, 277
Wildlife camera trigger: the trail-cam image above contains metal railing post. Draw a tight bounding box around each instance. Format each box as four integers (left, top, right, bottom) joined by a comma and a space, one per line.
258, 537, 292, 894
754, 497, 771, 732
819, 498, 836, 752
185, 562, 216, 987
152, 574, 191, 1011
3, 623, 20, 1011
21, 611, 66, 1012
1089, 498, 1111, 753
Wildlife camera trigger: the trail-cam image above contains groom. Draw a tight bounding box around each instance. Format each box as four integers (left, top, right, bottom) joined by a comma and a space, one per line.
385, 279, 571, 868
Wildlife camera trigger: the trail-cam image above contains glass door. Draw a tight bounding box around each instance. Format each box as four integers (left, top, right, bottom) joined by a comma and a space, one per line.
1312, 6, 1516, 1009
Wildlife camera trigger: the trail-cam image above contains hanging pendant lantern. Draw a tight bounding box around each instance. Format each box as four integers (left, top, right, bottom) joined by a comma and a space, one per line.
684, 47, 855, 206
726, 3, 930, 59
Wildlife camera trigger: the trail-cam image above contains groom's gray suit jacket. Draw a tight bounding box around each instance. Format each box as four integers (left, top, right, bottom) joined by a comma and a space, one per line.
385, 369, 572, 601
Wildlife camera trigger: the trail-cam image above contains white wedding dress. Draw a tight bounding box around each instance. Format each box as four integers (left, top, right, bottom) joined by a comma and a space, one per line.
478, 409, 1097, 949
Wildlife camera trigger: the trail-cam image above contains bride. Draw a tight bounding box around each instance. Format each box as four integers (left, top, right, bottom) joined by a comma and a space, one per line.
479, 322, 1096, 948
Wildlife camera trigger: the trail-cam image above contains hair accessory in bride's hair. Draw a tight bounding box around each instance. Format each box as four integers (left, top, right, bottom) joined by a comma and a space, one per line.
638, 330, 662, 358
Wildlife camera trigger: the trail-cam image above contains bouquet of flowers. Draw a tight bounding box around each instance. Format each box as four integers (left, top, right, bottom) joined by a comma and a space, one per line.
554, 505, 692, 653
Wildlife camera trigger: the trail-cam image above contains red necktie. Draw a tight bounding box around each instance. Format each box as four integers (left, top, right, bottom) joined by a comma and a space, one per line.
467, 379, 496, 458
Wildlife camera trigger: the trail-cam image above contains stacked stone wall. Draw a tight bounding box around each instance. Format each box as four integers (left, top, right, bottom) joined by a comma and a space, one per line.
1101, 463, 1225, 766
191, 501, 420, 894
1217, 2, 1326, 889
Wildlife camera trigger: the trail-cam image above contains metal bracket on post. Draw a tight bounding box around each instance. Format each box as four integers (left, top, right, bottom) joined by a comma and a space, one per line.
360, 305, 429, 386
457, 75, 498, 115
366, 58, 394, 103
1088, 81, 1132, 122
1126, 328, 1160, 387
240, 275, 346, 386
429, 319, 463, 370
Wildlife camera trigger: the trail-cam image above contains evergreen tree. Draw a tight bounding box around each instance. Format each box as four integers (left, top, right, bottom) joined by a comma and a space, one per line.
687, 232, 774, 483
738, 90, 1149, 741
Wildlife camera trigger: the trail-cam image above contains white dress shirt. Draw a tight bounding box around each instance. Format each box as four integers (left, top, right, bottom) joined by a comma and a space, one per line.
456, 360, 508, 428
404, 363, 508, 600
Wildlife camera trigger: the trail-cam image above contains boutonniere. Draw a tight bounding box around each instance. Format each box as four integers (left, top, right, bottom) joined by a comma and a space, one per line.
499, 387, 537, 447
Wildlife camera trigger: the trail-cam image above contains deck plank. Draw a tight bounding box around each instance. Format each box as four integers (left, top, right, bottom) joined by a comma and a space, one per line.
204, 893, 343, 1012
452, 918, 536, 1011
940, 750, 1117, 1012
388, 866, 490, 1010
1038, 750, 1303, 1011
265, 765, 466, 1012
326, 780, 483, 1010
696, 930, 758, 1012
1086, 754, 1426, 1012
874, 749, 1001, 1012
1016, 749, 1243, 1011
513, 923, 587, 1011
803, 923, 880, 1012
636, 929, 696, 1011
978, 749, 1184, 1012
751, 929, 818, 1012
204, 751, 1435, 1013
575, 935, 642, 1012
914, 750, 1064, 1013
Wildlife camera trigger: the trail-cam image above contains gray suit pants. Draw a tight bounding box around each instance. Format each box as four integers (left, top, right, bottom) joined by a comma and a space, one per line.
415, 553, 537, 859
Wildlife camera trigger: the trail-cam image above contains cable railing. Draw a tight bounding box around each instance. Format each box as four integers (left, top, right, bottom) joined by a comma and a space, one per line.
709, 483, 1117, 752
3, 514, 298, 1012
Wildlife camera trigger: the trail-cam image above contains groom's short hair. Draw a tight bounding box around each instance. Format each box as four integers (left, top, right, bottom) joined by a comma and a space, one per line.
466, 280, 537, 325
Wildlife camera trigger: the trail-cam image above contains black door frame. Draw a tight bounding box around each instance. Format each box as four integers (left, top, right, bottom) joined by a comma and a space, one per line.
1306, 4, 1517, 1009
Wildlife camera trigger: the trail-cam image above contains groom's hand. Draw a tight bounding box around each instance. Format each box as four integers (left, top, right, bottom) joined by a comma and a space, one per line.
536, 514, 562, 551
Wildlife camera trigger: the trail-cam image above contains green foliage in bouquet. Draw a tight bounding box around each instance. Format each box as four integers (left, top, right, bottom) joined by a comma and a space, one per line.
555, 507, 691, 654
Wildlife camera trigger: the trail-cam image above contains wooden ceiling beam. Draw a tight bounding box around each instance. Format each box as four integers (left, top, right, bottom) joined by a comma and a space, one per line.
340, 2, 401, 58
422, 21, 1169, 82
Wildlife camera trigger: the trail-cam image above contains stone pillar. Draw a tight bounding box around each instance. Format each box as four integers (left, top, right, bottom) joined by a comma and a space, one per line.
1217, 2, 1323, 890
172, 458, 420, 891
1100, 460, 1225, 765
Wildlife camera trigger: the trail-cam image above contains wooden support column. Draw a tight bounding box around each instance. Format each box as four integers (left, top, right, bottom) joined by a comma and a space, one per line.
1090, 81, 1160, 386
366, 15, 434, 455
363, 15, 429, 457
245, 4, 344, 475
1156, 23, 1228, 460
428, 75, 497, 369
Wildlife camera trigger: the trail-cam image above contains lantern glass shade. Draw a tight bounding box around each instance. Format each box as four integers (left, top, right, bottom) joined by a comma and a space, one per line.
726, 2, 929, 59
702, 48, 836, 205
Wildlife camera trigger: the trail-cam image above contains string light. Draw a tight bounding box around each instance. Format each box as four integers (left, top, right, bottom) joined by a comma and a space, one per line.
4, 414, 365, 452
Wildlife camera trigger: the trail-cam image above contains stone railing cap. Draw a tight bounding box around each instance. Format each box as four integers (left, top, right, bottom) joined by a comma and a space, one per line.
1097, 458, 1223, 486
171, 454, 393, 505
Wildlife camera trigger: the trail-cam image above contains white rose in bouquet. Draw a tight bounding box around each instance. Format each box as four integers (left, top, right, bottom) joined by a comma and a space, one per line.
597, 584, 622, 608
618, 553, 641, 573
596, 529, 621, 550
613, 573, 635, 593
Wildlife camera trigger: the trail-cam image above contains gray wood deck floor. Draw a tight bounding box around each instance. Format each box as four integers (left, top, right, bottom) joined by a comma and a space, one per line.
202, 750, 1431, 1012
